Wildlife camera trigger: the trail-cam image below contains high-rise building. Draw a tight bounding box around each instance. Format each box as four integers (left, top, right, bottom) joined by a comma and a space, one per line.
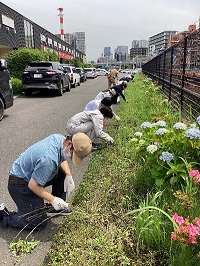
74, 32, 86, 54
104, 47, 111, 57
115, 46, 128, 62
132, 40, 148, 48
149, 31, 177, 56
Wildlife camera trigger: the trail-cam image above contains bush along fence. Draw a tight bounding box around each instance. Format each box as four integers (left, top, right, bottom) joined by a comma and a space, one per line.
127, 76, 200, 265
142, 28, 200, 120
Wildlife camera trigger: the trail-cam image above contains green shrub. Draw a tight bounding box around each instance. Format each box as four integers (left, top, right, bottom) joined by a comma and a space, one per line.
11, 77, 22, 95
4, 48, 59, 79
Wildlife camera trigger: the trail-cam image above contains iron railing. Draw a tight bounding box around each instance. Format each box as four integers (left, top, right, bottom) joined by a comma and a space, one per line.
142, 29, 200, 120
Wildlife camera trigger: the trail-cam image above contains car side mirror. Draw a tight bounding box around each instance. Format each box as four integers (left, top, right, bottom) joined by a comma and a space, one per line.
0, 59, 8, 70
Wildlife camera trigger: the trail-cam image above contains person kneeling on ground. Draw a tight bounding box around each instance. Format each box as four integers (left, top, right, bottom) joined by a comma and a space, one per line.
94, 88, 116, 100
66, 106, 114, 149
0, 133, 92, 231
84, 97, 120, 121
111, 81, 128, 104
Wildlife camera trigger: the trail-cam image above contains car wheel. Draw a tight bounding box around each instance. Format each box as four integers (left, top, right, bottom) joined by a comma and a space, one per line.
24, 91, 32, 96
58, 82, 63, 96
0, 98, 5, 121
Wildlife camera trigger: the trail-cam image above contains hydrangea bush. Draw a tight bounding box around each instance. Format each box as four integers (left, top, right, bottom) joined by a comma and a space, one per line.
130, 116, 200, 187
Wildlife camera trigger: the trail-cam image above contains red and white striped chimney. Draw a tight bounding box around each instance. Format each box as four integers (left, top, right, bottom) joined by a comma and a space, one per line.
58, 7, 64, 41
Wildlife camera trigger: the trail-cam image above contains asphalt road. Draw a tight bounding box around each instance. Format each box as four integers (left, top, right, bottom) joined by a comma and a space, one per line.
0, 75, 109, 265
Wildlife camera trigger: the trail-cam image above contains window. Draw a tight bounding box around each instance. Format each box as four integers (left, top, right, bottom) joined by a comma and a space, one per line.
24, 20, 34, 48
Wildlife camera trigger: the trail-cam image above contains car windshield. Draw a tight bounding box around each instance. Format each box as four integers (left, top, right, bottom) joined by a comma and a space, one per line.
26, 62, 53, 70
63, 67, 71, 73
84, 69, 93, 72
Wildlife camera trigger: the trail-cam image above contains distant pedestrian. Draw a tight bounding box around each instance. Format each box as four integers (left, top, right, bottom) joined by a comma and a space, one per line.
111, 82, 128, 104
107, 66, 119, 89
66, 107, 114, 146
0, 133, 92, 231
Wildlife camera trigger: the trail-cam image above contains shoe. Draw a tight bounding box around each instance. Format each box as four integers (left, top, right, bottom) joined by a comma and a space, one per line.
46, 207, 72, 217
0, 203, 9, 221
91, 143, 100, 152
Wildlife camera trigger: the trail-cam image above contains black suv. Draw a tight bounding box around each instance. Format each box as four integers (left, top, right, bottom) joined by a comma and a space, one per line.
0, 59, 13, 121
76, 67, 87, 82
22, 61, 71, 96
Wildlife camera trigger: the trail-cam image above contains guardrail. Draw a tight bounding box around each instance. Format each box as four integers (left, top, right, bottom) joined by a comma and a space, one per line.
142, 28, 200, 120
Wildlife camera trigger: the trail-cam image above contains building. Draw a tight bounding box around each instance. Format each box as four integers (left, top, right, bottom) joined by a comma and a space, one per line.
167, 24, 197, 47
148, 31, 177, 57
74, 32, 86, 54
0, 2, 85, 61
104, 47, 111, 57
115, 46, 128, 62
130, 47, 148, 59
132, 40, 148, 48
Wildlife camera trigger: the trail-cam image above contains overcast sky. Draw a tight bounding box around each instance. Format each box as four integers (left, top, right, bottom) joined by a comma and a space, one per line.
2, 0, 200, 61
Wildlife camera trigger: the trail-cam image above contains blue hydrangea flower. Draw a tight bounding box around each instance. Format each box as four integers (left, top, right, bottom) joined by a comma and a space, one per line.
134, 132, 143, 137
184, 128, 200, 140
159, 151, 174, 162
197, 116, 200, 125
155, 120, 166, 127
146, 144, 158, 154
155, 128, 167, 135
141, 122, 152, 129
173, 122, 187, 130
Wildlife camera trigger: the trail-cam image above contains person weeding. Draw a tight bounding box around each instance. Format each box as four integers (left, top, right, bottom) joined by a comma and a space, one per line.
0, 133, 92, 230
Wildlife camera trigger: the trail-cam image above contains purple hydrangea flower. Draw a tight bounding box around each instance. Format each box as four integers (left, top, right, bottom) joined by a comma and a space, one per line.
159, 151, 174, 162
197, 116, 200, 125
184, 128, 200, 140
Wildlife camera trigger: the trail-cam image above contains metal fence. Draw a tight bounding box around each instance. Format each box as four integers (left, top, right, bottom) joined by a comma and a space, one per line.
142, 29, 200, 120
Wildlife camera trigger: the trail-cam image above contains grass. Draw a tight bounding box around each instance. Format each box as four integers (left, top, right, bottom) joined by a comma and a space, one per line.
41, 74, 200, 266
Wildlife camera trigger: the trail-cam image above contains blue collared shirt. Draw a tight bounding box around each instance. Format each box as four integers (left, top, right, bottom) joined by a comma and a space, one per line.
10, 134, 65, 186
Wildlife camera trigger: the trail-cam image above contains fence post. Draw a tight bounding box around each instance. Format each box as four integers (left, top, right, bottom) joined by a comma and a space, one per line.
162, 51, 166, 92
169, 47, 173, 101
181, 37, 188, 112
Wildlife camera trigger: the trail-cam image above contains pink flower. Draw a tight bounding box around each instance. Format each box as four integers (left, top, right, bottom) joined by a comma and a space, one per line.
172, 213, 185, 225
188, 235, 197, 244
189, 170, 200, 178
194, 217, 200, 227
171, 233, 177, 240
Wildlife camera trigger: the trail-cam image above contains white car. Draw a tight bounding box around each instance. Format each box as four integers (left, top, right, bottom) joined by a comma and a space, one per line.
84, 68, 97, 79
95, 68, 109, 76
62, 65, 80, 88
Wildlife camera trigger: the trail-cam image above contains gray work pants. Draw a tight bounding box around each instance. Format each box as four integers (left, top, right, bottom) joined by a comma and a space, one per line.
66, 121, 97, 141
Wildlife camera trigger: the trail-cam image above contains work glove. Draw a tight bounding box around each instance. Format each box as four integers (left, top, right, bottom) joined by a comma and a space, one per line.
107, 136, 114, 144
114, 114, 120, 121
64, 175, 75, 196
51, 197, 69, 210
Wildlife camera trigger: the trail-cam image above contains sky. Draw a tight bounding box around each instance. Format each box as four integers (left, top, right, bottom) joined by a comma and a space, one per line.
2, 0, 200, 62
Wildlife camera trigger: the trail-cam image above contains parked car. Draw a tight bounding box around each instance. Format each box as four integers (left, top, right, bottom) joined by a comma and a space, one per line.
62, 65, 80, 88
84, 68, 97, 79
0, 59, 13, 121
76, 67, 87, 82
95, 68, 109, 76
22, 61, 71, 96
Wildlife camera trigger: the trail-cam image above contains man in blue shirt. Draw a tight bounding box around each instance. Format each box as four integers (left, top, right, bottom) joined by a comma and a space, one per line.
0, 133, 92, 230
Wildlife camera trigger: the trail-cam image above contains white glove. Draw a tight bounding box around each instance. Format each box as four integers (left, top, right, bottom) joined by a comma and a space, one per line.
114, 114, 120, 121
107, 136, 114, 144
51, 197, 69, 210
64, 175, 75, 196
